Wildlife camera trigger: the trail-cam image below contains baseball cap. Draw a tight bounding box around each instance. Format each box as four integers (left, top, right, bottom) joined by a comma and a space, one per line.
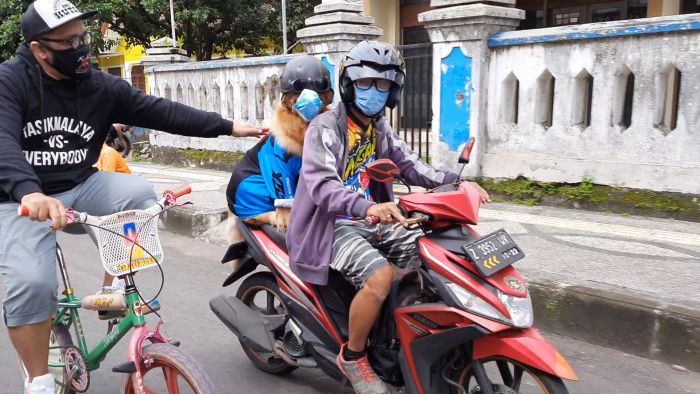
21, 0, 97, 43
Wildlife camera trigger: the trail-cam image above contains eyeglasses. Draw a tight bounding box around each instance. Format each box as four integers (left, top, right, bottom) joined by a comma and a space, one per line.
354, 78, 392, 92
291, 78, 331, 93
40, 31, 90, 49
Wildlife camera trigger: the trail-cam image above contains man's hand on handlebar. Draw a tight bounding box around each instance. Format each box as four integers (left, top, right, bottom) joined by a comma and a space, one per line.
468, 181, 491, 203
366, 202, 407, 226
20, 192, 67, 230
232, 123, 269, 138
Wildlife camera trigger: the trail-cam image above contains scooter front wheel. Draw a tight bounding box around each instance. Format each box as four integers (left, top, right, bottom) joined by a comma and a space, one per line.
450, 357, 568, 394
236, 272, 297, 375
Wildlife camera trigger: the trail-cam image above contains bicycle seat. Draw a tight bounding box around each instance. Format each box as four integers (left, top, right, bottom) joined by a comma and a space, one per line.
260, 224, 287, 252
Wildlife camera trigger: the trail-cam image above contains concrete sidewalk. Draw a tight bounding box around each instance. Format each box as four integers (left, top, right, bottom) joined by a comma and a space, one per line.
131, 162, 700, 372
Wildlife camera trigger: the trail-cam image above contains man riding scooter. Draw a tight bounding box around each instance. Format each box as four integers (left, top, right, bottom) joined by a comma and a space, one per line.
286, 40, 490, 393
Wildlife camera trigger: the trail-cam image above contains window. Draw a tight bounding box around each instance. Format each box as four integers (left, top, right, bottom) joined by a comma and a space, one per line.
255, 82, 264, 122
591, 7, 622, 22
240, 83, 249, 121
199, 85, 207, 111
572, 69, 594, 128
521, 9, 545, 30
535, 70, 555, 128
187, 84, 195, 107
682, 0, 700, 13
176, 84, 183, 103
655, 65, 681, 133
226, 82, 234, 119
212, 82, 221, 114
552, 7, 585, 26
107, 67, 121, 77
629, 0, 648, 19
613, 67, 634, 129
164, 85, 172, 101
500, 72, 519, 124
130, 65, 145, 91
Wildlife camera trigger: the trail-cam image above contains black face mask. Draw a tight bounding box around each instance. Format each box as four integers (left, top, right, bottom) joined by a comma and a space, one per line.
47, 45, 91, 79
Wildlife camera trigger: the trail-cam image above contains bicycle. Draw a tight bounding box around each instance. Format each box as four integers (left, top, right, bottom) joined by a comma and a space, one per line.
17, 186, 214, 393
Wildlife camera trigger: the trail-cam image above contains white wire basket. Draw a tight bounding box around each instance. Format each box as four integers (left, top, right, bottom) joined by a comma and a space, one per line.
90, 209, 164, 276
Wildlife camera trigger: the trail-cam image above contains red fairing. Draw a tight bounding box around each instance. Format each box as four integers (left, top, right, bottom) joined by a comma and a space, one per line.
250, 229, 344, 344
399, 182, 480, 228
473, 327, 578, 381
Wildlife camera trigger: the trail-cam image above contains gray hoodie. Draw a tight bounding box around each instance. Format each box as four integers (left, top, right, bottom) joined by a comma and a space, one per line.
287, 103, 459, 285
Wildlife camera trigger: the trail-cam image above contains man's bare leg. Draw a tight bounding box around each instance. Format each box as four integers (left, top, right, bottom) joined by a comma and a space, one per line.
347, 265, 394, 352
8, 320, 51, 380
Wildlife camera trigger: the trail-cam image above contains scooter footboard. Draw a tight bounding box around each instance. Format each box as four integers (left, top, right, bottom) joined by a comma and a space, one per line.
472, 327, 578, 381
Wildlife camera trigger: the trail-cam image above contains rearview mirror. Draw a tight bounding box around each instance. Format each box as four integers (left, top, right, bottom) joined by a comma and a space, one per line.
366, 159, 400, 183
458, 137, 475, 164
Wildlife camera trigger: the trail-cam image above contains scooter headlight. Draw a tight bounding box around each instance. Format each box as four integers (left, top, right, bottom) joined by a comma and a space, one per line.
445, 283, 510, 325
498, 290, 533, 328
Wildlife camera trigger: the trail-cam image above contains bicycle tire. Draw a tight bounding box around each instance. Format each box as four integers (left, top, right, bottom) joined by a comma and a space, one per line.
120, 343, 215, 394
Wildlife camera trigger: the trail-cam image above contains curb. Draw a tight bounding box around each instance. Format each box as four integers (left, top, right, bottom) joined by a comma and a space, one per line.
162, 205, 227, 238
159, 206, 700, 372
529, 280, 700, 372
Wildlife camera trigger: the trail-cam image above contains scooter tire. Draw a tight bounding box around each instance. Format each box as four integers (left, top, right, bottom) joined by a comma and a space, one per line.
448, 357, 569, 394
236, 272, 297, 375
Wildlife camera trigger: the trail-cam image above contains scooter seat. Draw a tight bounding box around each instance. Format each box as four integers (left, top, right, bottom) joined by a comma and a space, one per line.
260, 224, 288, 252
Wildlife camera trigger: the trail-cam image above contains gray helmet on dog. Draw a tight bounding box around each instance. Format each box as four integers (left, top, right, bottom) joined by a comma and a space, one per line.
281, 55, 332, 94
339, 40, 406, 109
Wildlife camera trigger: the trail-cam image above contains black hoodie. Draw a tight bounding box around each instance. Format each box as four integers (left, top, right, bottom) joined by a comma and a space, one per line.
0, 44, 234, 203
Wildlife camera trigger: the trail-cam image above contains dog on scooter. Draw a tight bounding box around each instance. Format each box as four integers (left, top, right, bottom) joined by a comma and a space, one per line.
226, 91, 333, 270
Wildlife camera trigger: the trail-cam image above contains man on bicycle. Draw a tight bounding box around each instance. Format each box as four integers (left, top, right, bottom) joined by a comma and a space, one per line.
0, 1, 263, 392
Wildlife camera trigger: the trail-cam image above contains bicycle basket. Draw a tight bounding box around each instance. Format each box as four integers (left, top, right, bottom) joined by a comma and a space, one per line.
92, 209, 164, 276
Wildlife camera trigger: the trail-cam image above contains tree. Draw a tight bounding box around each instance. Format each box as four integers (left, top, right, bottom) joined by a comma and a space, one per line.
0, 0, 29, 62
260, 0, 319, 53
0, 0, 319, 62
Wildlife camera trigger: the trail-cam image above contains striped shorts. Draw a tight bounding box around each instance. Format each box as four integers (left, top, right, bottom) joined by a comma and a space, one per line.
330, 220, 422, 289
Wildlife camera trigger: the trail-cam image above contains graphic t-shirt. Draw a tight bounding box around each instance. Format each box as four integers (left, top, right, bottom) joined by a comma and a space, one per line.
342, 113, 376, 201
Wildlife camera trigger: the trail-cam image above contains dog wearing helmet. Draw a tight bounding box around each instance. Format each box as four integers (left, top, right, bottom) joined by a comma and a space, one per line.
225, 55, 333, 267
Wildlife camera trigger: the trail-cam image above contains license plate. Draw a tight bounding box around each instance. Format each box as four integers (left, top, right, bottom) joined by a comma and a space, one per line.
462, 229, 525, 276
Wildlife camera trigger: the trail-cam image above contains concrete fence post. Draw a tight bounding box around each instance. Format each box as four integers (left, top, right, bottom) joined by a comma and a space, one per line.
297, 0, 382, 102
418, 1, 523, 175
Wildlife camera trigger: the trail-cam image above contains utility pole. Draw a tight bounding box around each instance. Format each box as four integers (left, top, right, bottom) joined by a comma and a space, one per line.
169, 0, 177, 48
282, 0, 288, 53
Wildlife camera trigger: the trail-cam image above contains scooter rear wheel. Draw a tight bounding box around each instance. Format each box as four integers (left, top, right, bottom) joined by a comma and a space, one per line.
236, 272, 297, 375
450, 357, 568, 394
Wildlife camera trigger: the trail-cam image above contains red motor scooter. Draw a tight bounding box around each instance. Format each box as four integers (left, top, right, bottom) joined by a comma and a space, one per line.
210, 139, 577, 393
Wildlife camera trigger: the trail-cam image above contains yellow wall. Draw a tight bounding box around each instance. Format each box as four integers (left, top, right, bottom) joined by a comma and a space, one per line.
364, 0, 400, 46
647, 0, 681, 17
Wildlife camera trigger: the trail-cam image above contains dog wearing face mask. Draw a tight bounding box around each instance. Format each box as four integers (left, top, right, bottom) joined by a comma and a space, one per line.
225, 56, 334, 270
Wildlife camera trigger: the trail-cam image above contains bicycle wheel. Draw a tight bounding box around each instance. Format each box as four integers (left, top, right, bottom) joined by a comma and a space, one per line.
18, 325, 77, 394
121, 343, 215, 394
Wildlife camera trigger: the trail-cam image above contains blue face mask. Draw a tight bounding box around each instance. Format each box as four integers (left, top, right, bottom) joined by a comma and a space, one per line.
293, 89, 323, 122
354, 85, 389, 117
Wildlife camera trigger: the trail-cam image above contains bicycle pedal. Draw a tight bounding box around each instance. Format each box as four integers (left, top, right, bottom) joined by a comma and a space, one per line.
112, 361, 137, 374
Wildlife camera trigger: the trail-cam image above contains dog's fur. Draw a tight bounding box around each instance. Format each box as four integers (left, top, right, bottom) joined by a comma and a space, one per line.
226, 91, 333, 269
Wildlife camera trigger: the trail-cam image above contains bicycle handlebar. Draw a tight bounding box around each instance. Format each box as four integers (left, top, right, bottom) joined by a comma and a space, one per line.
17, 185, 192, 223
163, 185, 192, 203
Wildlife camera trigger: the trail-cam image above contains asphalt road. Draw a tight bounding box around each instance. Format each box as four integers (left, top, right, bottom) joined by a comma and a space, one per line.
1, 231, 698, 394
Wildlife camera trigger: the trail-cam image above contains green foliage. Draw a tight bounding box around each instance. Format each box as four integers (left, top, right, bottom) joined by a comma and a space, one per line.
0, 0, 28, 62
0, 0, 319, 62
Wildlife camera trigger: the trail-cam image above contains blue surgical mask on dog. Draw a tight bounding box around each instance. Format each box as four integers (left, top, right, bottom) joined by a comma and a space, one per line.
354, 86, 389, 117
293, 89, 323, 122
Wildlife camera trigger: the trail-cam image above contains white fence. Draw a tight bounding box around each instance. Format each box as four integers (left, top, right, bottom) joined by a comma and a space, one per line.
146, 54, 299, 151
484, 14, 700, 194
